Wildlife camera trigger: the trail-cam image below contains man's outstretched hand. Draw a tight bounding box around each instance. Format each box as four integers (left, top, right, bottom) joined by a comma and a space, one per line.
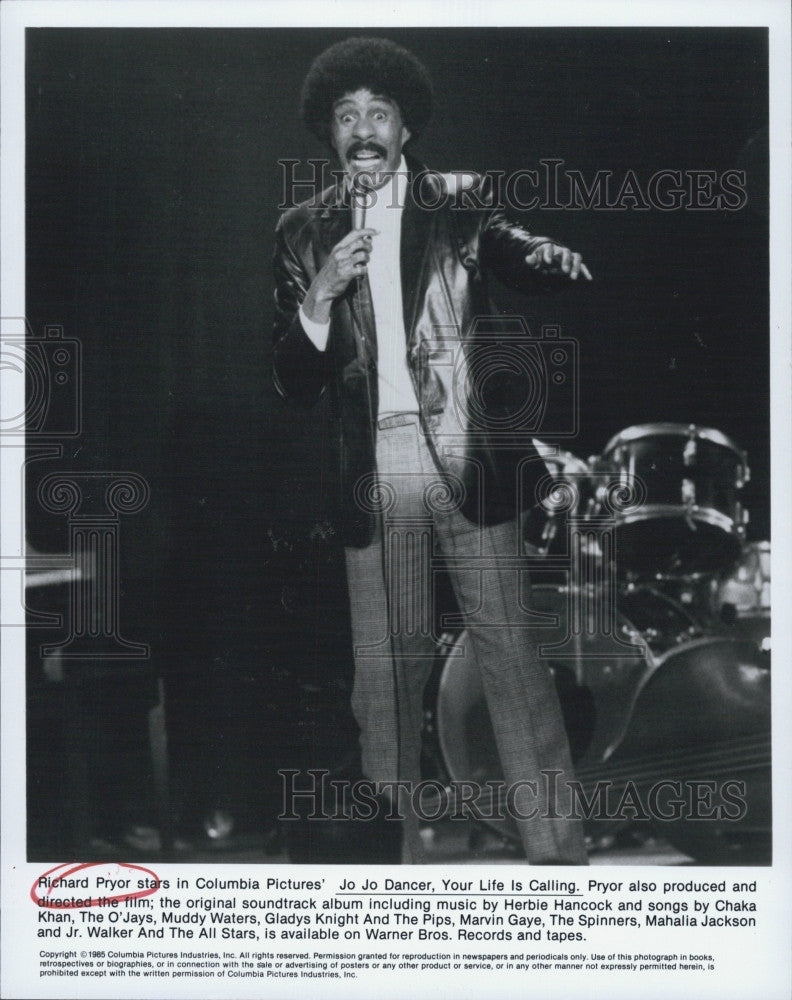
525, 242, 592, 281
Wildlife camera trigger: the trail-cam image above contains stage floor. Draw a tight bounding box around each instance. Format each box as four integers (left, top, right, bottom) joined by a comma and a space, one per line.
88, 817, 693, 867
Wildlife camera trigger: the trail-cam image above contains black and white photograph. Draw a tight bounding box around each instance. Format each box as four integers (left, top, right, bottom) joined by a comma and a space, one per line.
2, 2, 791, 999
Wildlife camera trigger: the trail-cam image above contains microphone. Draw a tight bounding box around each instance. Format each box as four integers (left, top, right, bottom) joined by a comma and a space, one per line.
352, 196, 366, 232
351, 171, 375, 230
351, 174, 374, 289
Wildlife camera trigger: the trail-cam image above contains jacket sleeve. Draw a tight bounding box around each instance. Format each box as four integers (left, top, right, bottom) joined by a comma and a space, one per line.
479, 208, 575, 295
271, 216, 329, 405
449, 170, 568, 293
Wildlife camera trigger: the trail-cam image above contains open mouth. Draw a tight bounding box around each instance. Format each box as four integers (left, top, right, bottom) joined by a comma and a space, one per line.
348, 147, 386, 168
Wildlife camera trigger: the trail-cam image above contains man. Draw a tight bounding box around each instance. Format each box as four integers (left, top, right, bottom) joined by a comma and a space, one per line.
273, 37, 591, 864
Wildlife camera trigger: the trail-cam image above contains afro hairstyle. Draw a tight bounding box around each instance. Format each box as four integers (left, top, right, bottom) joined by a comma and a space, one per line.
300, 37, 433, 144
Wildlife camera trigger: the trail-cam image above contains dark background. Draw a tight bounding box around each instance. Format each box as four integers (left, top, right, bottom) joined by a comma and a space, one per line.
25, 28, 768, 849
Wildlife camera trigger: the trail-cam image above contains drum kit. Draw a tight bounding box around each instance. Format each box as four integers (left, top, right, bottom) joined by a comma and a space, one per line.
431, 423, 771, 863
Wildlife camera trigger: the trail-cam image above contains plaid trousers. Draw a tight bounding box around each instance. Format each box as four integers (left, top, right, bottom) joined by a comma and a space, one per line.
344, 415, 588, 864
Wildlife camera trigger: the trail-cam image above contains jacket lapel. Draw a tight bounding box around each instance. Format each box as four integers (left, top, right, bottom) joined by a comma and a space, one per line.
317, 183, 377, 365
317, 183, 350, 258
400, 160, 436, 336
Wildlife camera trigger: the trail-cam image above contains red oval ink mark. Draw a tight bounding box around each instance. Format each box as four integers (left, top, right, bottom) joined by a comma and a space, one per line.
30, 861, 163, 908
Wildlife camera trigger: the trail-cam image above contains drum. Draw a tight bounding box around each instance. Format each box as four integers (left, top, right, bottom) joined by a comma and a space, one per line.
435, 583, 770, 862
717, 541, 770, 651
594, 423, 749, 577
524, 440, 596, 554
435, 584, 691, 836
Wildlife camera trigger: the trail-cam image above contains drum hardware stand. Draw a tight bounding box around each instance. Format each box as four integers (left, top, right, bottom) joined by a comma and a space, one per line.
682, 494, 698, 533
539, 506, 644, 674
683, 427, 698, 467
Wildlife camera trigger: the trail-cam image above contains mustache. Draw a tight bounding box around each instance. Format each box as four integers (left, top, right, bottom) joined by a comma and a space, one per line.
346, 142, 388, 159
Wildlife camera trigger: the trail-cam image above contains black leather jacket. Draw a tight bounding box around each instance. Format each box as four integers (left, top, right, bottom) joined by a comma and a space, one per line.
273, 156, 568, 547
